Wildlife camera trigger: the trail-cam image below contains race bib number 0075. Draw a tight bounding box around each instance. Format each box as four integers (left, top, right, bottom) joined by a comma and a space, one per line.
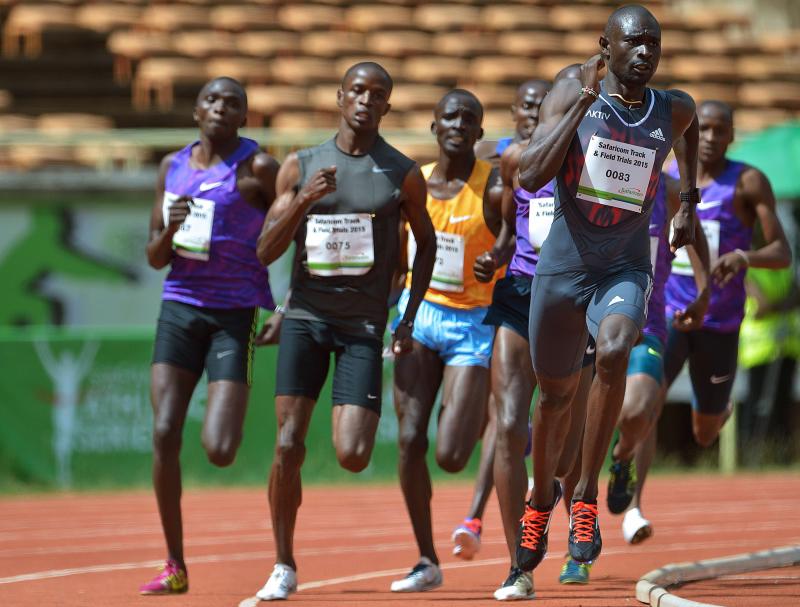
305, 213, 374, 276
577, 135, 656, 213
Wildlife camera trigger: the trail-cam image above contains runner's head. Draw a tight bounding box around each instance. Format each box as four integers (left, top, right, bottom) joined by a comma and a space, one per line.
337, 62, 393, 133
432, 89, 484, 157
698, 100, 734, 166
194, 77, 248, 140
600, 5, 661, 87
511, 80, 551, 140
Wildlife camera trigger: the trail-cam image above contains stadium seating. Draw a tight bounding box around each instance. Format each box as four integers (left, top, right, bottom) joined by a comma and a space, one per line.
0, 0, 798, 168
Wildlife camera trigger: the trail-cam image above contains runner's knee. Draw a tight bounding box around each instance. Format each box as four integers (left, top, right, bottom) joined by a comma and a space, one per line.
336, 443, 371, 472
203, 433, 241, 467
596, 338, 632, 379
398, 426, 428, 461
152, 417, 183, 457
275, 432, 306, 469
495, 412, 529, 453
435, 444, 470, 473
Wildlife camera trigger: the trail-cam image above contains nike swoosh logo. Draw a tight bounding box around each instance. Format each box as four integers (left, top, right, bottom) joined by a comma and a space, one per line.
608, 295, 625, 306
585, 345, 596, 355
449, 215, 472, 224
216, 349, 235, 359
697, 200, 722, 211
198, 180, 225, 192
371, 166, 391, 173
710, 374, 732, 384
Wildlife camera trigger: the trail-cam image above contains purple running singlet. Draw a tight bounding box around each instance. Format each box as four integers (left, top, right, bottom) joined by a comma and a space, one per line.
507, 180, 555, 278
162, 137, 273, 310
666, 160, 751, 332
644, 175, 671, 345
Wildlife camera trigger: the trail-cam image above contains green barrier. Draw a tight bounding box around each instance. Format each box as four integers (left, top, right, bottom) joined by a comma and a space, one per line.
0, 325, 482, 491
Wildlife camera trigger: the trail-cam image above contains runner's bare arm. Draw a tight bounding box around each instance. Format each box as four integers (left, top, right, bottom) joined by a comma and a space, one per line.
518, 55, 604, 192
713, 166, 791, 286
668, 91, 698, 252
395, 165, 435, 354
256, 153, 337, 266
474, 166, 506, 282
146, 152, 189, 269
667, 175, 710, 330
250, 151, 281, 211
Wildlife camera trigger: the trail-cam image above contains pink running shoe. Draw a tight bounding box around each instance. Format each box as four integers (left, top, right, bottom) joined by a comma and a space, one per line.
139, 559, 188, 595
452, 518, 482, 560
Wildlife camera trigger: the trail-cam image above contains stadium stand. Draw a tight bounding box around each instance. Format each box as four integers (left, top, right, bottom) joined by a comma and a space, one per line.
0, 0, 798, 168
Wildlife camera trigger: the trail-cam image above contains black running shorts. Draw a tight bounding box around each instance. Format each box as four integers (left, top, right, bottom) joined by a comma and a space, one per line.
152, 299, 258, 385
664, 323, 739, 415
483, 274, 532, 340
275, 317, 383, 414
529, 269, 651, 378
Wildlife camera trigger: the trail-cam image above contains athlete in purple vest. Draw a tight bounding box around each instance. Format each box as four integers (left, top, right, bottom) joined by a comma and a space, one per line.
603, 174, 710, 548
664, 100, 790, 444
140, 77, 280, 596
515, 6, 701, 579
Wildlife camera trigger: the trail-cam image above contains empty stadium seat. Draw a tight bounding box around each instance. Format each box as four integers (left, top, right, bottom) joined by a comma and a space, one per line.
481, 5, 549, 31
270, 57, 337, 84
139, 5, 209, 32
3, 4, 77, 57
413, 4, 481, 32
403, 56, 468, 85
210, 5, 278, 32
345, 5, 414, 32
277, 4, 344, 31
37, 113, 114, 133
500, 31, 566, 57
669, 55, 738, 81
739, 82, 800, 109
466, 84, 517, 110
432, 32, 497, 58
469, 56, 540, 84
366, 31, 432, 57
301, 31, 366, 57
670, 83, 739, 106
173, 30, 239, 58
75, 3, 141, 34
549, 5, 610, 31
206, 57, 271, 84
132, 58, 208, 110
236, 31, 301, 57
386, 84, 448, 112
106, 30, 174, 83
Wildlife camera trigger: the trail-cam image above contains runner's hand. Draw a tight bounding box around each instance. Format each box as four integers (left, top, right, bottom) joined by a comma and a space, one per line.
166, 195, 193, 233
712, 251, 747, 287
581, 54, 605, 94
392, 323, 413, 356
670, 204, 696, 253
672, 291, 708, 332
255, 313, 283, 346
473, 251, 498, 283
297, 166, 337, 206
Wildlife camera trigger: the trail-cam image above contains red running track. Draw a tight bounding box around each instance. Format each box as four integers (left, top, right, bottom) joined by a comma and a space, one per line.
0, 473, 797, 606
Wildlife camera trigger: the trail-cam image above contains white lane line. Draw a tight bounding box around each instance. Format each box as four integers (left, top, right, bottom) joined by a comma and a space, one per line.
1, 535, 790, 588
235, 538, 791, 607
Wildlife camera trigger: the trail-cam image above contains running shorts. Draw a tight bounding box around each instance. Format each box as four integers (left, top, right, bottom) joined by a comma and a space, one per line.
275, 317, 383, 414
664, 322, 739, 415
396, 289, 494, 368
152, 299, 258, 385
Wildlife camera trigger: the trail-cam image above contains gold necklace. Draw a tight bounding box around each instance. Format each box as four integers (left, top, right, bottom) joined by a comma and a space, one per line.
608, 92, 643, 107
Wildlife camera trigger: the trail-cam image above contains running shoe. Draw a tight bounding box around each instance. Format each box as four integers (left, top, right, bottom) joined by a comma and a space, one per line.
558, 556, 592, 584
622, 507, 653, 545
515, 480, 562, 571
390, 557, 442, 592
568, 500, 602, 563
139, 559, 188, 595
493, 567, 535, 601
606, 458, 637, 514
256, 563, 297, 601
452, 518, 482, 560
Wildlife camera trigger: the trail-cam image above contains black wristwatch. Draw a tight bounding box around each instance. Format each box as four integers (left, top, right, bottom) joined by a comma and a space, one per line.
398, 317, 414, 331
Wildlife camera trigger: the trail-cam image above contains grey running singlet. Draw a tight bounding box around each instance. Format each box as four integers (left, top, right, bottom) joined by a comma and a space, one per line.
286, 136, 415, 339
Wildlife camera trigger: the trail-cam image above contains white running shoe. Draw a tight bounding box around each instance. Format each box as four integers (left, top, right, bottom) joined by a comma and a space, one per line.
493, 567, 535, 601
390, 557, 443, 592
622, 507, 653, 545
256, 563, 297, 601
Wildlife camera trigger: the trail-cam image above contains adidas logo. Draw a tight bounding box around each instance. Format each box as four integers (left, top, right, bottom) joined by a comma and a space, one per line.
649, 128, 666, 141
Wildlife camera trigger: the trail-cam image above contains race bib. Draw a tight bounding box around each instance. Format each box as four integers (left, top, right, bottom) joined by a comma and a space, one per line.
670, 219, 720, 276
163, 192, 214, 261
408, 230, 465, 292
577, 135, 656, 213
528, 197, 554, 249
305, 213, 374, 276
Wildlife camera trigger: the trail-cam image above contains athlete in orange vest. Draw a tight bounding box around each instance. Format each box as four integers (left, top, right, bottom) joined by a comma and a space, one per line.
391, 89, 504, 592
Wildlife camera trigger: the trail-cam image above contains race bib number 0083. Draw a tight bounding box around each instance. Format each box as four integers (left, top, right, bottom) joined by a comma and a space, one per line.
576, 135, 656, 213
305, 213, 374, 276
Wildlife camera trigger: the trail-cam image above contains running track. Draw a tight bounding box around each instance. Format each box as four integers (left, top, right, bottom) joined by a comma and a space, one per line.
0, 473, 797, 606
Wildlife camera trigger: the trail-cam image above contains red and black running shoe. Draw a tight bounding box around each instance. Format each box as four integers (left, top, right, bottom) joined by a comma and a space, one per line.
515, 480, 562, 571
568, 500, 602, 563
